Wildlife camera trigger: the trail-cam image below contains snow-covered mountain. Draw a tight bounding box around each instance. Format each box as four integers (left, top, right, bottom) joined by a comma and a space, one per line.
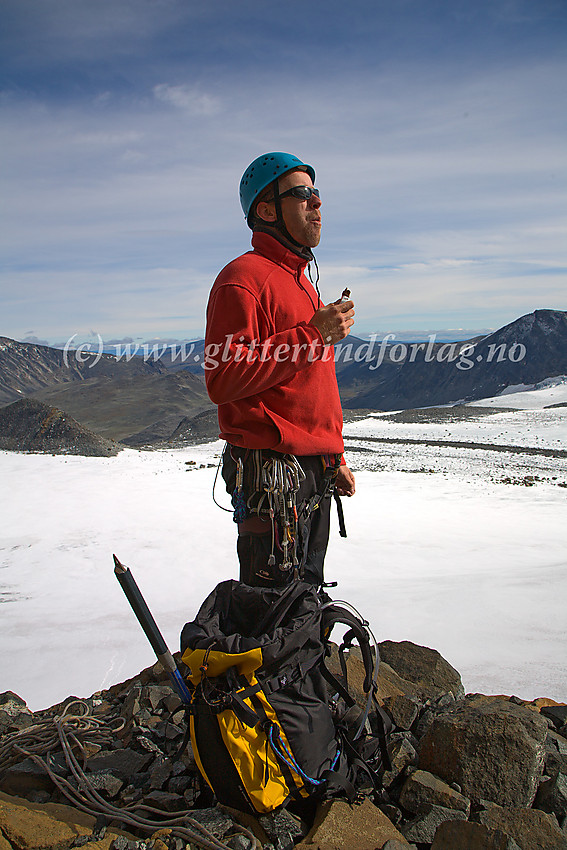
341, 309, 567, 410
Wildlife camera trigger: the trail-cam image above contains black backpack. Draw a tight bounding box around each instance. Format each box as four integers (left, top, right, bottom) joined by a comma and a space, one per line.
179, 579, 391, 815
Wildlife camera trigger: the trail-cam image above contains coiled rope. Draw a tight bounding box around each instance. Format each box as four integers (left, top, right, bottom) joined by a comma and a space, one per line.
0, 700, 258, 850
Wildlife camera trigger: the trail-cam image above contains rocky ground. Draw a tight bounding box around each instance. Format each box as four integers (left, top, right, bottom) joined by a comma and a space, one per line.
0, 640, 566, 850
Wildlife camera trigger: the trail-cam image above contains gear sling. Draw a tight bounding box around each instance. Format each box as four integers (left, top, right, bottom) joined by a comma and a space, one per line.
222, 446, 344, 587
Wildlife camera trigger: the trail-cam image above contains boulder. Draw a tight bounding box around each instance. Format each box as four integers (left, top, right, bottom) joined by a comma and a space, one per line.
383, 695, 420, 731
382, 736, 418, 788
401, 803, 468, 844
188, 806, 239, 840
540, 704, 567, 729
399, 769, 470, 815
378, 640, 464, 699
0, 754, 67, 797
535, 769, 567, 819
258, 808, 306, 849
431, 820, 522, 849
418, 696, 548, 806
0, 790, 137, 849
296, 798, 411, 849
474, 803, 567, 850
86, 747, 153, 778
0, 692, 31, 717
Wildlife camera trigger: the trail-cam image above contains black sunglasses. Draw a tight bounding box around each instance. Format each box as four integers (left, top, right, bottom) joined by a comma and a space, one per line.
278, 185, 321, 201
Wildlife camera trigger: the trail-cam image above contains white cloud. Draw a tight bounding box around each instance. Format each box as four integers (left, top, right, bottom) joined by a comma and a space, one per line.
153, 83, 220, 116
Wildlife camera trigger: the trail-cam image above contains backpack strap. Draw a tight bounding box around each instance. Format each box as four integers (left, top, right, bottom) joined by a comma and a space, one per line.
321, 605, 375, 693
319, 602, 393, 775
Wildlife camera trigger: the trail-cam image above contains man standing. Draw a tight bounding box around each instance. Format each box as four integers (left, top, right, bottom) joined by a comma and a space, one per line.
205, 152, 355, 587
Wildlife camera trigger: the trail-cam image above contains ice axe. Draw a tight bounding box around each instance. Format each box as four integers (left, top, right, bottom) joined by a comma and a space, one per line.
113, 554, 192, 705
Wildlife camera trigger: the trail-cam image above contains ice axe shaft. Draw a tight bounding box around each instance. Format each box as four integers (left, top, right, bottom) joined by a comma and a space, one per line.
113, 554, 191, 705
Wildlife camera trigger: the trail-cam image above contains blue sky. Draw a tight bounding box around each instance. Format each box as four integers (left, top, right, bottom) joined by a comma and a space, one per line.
1, 0, 566, 345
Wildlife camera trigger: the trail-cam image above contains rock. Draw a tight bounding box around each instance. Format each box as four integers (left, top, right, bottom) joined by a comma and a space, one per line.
379, 804, 402, 825
0, 754, 67, 797
378, 640, 464, 699
418, 696, 548, 806
382, 737, 418, 787
135, 734, 163, 755
141, 789, 186, 812
0, 691, 31, 717
474, 803, 567, 849
540, 704, 567, 730
5, 713, 35, 732
78, 770, 123, 798
0, 692, 31, 717
544, 740, 567, 779
413, 707, 435, 739
149, 757, 173, 790
326, 647, 413, 707
401, 803, 467, 844
375, 663, 416, 703
382, 841, 417, 850
225, 835, 256, 850
163, 693, 183, 714
0, 398, 121, 456
258, 808, 305, 849
399, 769, 470, 815
535, 770, 567, 819
549, 728, 567, 755
143, 684, 174, 712
86, 747, 153, 779
431, 820, 522, 849
188, 806, 237, 840
120, 687, 141, 721
296, 798, 411, 849
151, 719, 185, 741
167, 774, 192, 795
0, 790, 137, 849
25, 790, 51, 804
383, 695, 419, 731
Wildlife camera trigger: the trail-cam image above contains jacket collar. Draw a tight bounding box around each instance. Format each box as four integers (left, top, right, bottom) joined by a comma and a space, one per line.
251, 231, 312, 273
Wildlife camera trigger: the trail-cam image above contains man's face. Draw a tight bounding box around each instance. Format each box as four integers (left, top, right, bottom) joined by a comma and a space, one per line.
277, 169, 322, 248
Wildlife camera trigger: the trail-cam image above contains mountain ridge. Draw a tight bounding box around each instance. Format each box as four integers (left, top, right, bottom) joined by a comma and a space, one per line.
1, 309, 566, 449
341, 308, 567, 410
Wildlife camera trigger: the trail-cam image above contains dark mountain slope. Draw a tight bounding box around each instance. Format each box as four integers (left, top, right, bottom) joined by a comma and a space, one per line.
0, 398, 120, 456
31, 370, 211, 443
0, 336, 167, 406
0, 337, 211, 442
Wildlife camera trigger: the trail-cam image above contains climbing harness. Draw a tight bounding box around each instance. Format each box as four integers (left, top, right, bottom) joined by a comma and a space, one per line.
227, 447, 306, 579
221, 446, 345, 582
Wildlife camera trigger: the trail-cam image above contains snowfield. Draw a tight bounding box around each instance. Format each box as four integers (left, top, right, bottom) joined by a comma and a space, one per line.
1, 378, 566, 711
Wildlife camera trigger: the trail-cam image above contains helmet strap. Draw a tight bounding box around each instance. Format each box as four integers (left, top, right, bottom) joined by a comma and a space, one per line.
252, 178, 314, 261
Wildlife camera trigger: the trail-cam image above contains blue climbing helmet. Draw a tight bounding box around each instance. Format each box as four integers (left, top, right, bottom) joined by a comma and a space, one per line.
239, 152, 316, 225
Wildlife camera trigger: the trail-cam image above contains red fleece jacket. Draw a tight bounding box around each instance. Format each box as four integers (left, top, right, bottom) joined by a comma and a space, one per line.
205, 232, 344, 456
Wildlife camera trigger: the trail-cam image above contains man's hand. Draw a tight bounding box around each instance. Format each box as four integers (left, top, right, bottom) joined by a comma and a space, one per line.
335, 465, 355, 497
310, 298, 355, 345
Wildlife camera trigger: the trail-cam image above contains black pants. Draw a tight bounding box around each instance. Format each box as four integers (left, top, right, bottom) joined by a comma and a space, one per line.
222, 447, 338, 587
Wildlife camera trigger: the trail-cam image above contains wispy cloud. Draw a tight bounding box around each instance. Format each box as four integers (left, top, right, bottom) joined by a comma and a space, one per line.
1, 0, 565, 341
153, 84, 220, 116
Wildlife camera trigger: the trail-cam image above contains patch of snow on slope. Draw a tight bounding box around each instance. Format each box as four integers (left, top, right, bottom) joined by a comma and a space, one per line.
469, 375, 567, 409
